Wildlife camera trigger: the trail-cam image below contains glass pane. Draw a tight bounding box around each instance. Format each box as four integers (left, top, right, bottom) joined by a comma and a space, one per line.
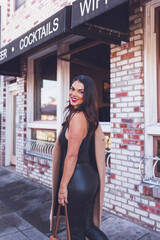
34, 54, 57, 121
41, 79, 57, 120
156, 139, 160, 176
157, 10, 160, 121
32, 130, 56, 142
15, 0, 25, 10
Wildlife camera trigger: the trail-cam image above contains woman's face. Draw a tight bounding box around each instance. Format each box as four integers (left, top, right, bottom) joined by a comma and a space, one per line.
69, 80, 84, 109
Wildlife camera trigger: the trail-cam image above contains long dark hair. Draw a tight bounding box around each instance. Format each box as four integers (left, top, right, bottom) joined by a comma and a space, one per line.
62, 75, 99, 135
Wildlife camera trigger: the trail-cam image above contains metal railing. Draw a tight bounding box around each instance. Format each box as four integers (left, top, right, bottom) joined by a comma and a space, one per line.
24, 139, 55, 160
24, 139, 112, 169
139, 155, 160, 185
105, 149, 111, 174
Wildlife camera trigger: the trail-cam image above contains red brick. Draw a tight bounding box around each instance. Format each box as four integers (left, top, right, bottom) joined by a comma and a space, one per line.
121, 42, 134, 50
134, 107, 140, 112
143, 186, 148, 195
135, 140, 144, 145
116, 92, 128, 98
31, 0, 36, 5
122, 52, 134, 60
146, 207, 156, 214
148, 188, 153, 196
110, 173, 116, 179
120, 144, 128, 149
116, 134, 123, 138
120, 124, 127, 128
34, 20, 38, 25
122, 139, 134, 145
111, 52, 117, 58
122, 119, 133, 123
135, 129, 143, 134
131, 135, 140, 140
61, 1, 68, 7
156, 203, 160, 209
25, 14, 30, 19
123, 129, 134, 134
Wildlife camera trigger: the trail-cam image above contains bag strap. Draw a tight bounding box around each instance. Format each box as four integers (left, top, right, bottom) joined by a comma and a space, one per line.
53, 203, 71, 240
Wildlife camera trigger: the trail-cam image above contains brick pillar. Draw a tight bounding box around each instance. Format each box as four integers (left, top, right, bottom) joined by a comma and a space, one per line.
16, 56, 27, 174
104, 0, 145, 224
0, 76, 6, 167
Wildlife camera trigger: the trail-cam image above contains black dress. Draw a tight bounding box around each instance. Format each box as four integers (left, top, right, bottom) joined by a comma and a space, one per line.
59, 127, 109, 240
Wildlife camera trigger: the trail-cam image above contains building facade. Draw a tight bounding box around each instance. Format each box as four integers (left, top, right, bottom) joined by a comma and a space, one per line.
0, 0, 160, 232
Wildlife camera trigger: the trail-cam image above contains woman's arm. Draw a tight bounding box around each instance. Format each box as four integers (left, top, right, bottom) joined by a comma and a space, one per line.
58, 112, 88, 206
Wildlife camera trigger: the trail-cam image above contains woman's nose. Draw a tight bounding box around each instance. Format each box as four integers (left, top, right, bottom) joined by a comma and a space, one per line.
72, 91, 78, 97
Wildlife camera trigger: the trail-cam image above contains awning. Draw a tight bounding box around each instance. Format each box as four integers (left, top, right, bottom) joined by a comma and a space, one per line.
0, 6, 71, 76
71, 0, 129, 44
0, 0, 129, 76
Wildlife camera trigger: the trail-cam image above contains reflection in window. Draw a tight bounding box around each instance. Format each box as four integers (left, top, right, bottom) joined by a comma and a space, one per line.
41, 79, 57, 120
34, 54, 57, 121
32, 129, 56, 142
15, 0, 25, 10
105, 134, 111, 168
154, 137, 160, 178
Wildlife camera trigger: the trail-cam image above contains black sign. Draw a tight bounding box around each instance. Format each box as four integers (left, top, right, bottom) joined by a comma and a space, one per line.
0, 6, 71, 65
71, 0, 129, 28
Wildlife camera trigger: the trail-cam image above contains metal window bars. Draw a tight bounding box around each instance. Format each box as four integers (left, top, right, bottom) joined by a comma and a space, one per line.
24, 139, 111, 171
139, 155, 160, 185
24, 139, 55, 160
105, 149, 111, 174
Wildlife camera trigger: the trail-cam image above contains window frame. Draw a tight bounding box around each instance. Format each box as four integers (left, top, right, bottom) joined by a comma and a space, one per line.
156, 7, 160, 122
27, 43, 70, 141
144, 0, 160, 182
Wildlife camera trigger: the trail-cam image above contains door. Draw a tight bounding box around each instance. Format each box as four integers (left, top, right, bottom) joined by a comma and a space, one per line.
10, 91, 17, 165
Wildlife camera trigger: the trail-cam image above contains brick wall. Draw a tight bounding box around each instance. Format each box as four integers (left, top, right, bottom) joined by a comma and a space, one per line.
1, 0, 75, 47
16, 56, 27, 174
24, 155, 52, 187
104, 0, 160, 231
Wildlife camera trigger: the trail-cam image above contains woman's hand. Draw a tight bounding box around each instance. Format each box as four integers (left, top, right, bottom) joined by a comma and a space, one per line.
58, 187, 68, 206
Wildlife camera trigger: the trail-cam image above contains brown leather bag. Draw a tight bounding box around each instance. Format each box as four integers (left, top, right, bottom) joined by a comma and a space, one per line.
50, 203, 71, 240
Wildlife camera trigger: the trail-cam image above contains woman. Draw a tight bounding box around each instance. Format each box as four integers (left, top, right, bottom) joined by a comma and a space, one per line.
50, 75, 109, 240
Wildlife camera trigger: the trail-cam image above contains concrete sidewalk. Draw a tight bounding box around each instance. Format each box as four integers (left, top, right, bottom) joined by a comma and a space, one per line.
0, 167, 160, 240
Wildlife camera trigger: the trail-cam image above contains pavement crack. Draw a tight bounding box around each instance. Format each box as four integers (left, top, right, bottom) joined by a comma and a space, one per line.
137, 232, 150, 240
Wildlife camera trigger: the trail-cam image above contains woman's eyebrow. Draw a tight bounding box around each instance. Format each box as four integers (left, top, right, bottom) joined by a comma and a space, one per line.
71, 86, 84, 90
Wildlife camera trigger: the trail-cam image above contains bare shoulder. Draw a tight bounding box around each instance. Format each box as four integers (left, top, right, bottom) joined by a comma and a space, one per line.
70, 112, 86, 124
69, 112, 88, 136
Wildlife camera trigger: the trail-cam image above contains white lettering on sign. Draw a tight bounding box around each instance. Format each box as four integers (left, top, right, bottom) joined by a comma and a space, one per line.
80, 0, 107, 17
19, 17, 59, 50
0, 49, 7, 61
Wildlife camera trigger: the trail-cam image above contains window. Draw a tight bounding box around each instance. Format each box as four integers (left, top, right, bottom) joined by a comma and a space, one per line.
156, 8, 160, 122
32, 129, 56, 142
15, 0, 25, 10
154, 137, 160, 178
34, 54, 57, 121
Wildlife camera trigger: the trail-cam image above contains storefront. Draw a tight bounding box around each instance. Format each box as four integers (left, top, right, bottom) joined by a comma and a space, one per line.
2, 0, 160, 232
0, 0, 129, 178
